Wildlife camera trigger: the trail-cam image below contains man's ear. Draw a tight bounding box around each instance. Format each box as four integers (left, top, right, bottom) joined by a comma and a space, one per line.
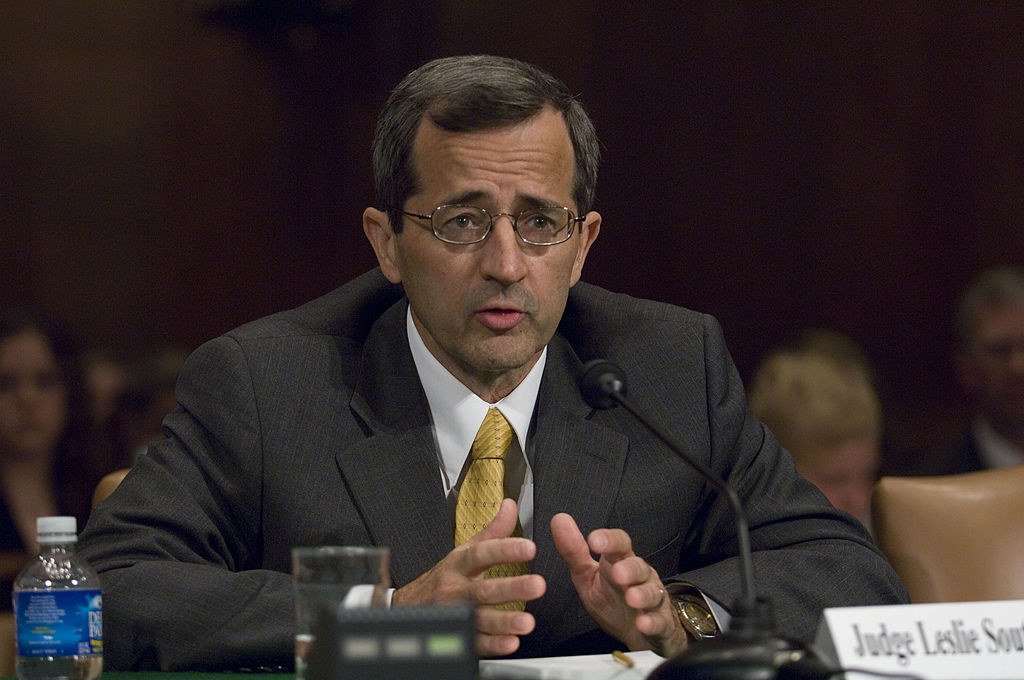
363, 207, 402, 284
569, 211, 601, 286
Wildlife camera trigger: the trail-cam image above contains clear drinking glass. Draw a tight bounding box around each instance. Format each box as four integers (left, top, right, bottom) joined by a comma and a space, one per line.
292, 545, 390, 679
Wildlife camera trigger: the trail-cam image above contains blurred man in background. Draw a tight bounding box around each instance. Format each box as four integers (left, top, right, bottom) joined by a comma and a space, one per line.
922, 265, 1024, 474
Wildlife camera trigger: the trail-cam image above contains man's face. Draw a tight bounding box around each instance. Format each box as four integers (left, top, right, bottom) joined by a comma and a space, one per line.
957, 298, 1024, 433
364, 107, 600, 400
797, 438, 880, 526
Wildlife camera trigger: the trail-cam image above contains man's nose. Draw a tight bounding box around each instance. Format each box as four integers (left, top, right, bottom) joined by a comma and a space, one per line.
479, 214, 528, 281
13, 379, 41, 405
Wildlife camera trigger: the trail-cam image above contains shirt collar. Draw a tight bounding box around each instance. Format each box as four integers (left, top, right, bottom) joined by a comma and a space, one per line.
406, 307, 544, 486
973, 416, 1024, 468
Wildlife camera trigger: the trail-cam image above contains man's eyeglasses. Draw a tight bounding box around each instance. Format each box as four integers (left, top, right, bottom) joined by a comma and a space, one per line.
398, 204, 583, 245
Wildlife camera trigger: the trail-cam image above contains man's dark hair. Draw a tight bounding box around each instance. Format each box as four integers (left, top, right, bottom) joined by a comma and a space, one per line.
955, 265, 1024, 347
371, 55, 600, 232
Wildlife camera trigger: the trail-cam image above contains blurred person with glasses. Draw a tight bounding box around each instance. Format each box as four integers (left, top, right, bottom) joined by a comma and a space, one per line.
78, 55, 905, 671
897, 265, 1024, 475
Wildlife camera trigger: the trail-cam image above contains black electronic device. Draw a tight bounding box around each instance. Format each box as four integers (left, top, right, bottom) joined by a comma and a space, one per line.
578, 359, 835, 680
305, 603, 476, 680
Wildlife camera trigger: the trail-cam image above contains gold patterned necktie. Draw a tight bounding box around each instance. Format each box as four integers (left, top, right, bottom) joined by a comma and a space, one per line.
454, 408, 528, 610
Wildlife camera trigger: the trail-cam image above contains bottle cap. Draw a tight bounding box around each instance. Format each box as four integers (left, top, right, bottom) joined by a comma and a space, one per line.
37, 516, 78, 543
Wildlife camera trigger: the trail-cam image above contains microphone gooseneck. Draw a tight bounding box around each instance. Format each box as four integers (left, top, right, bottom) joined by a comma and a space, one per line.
578, 359, 757, 609
577, 359, 831, 680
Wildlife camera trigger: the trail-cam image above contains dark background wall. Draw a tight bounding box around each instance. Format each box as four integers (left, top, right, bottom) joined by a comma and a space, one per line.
3, 1, 1024, 471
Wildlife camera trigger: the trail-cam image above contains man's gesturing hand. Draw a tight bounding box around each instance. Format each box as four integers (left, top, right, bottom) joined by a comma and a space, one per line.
550, 512, 688, 657
392, 499, 546, 656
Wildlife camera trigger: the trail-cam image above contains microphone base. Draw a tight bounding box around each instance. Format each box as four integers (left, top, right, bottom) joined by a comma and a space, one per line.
647, 632, 827, 680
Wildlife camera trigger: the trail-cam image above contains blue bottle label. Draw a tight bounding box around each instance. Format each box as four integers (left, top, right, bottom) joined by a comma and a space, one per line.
15, 590, 103, 657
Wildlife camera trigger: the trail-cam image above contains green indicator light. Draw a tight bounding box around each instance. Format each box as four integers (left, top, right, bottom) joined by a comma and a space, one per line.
426, 634, 465, 657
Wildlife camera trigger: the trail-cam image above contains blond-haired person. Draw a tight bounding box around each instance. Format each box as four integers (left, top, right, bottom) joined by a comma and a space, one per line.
749, 330, 882, 528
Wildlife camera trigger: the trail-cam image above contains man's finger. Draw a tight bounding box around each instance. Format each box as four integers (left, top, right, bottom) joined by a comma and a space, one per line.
650, 582, 668, 610
474, 608, 536, 657
634, 608, 679, 640
609, 554, 657, 588
588, 527, 634, 561
472, 573, 546, 606
625, 579, 667, 611
472, 498, 520, 542
550, 512, 595, 574
456, 536, 536, 576
475, 633, 521, 657
475, 607, 536, 636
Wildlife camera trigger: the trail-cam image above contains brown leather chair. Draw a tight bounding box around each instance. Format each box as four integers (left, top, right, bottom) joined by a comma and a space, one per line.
92, 468, 131, 507
0, 611, 14, 676
1, 552, 29, 675
871, 463, 1024, 603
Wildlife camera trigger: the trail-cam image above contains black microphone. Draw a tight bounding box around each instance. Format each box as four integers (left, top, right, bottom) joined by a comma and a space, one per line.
578, 359, 832, 680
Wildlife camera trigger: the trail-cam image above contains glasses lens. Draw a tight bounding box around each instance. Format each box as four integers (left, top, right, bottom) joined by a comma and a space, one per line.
517, 207, 572, 244
433, 205, 490, 243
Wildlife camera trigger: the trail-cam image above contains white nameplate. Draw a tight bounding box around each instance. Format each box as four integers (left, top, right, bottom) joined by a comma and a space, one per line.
815, 600, 1024, 679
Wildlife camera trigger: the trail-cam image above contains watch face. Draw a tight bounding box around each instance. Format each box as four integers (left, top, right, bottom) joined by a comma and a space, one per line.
679, 601, 718, 638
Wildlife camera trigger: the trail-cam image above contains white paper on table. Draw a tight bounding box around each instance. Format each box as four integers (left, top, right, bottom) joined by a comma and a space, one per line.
479, 650, 665, 680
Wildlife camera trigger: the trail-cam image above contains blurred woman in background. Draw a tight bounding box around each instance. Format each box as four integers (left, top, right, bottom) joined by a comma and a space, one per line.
0, 308, 105, 607
748, 329, 883, 531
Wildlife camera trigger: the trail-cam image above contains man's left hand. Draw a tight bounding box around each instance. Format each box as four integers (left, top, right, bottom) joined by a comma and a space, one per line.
550, 513, 689, 657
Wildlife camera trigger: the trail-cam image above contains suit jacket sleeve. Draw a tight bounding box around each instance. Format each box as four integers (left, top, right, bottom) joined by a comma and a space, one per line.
79, 334, 293, 671
529, 288, 907, 654
665, 313, 907, 638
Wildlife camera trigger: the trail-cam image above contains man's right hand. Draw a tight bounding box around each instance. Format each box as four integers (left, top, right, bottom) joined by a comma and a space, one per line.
391, 498, 546, 656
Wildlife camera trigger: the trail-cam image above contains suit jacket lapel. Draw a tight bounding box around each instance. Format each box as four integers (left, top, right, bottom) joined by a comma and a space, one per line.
331, 305, 632, 601
335, 299, 453, 588
529, 336, 629, 614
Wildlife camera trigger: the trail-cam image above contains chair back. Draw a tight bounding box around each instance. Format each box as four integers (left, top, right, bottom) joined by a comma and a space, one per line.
0, 611, 14, 676
871, 463, 1024, 603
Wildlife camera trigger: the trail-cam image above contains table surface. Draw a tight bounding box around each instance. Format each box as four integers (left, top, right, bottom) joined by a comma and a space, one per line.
1, 674, 291, 680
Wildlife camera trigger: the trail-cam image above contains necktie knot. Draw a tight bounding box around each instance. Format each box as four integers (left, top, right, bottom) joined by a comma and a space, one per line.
470, 408, 513, 461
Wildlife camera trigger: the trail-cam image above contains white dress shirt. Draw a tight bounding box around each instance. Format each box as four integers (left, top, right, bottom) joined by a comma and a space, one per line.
406, 307, 542, 539
349, 309, 543, 609
974, 416, 1024, 469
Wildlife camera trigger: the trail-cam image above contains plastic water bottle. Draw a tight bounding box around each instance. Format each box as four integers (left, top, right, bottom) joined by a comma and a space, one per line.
12, 516, 102, 680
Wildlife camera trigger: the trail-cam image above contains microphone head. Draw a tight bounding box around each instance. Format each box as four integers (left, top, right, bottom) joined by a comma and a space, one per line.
578, 359, 627, 409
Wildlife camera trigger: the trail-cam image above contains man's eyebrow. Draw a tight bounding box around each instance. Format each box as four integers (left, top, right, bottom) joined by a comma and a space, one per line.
443, 190, 489, 206
516, 194, 558, 208
440, 191, 559, 209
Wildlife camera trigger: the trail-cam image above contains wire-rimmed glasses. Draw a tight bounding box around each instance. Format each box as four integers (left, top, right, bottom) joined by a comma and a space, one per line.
398, 204, 583, 245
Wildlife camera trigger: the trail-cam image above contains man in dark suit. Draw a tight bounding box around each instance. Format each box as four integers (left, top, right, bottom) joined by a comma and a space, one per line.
946, 266, 1024, 470
79, 55, 907, 671
894, 265, 1024, 476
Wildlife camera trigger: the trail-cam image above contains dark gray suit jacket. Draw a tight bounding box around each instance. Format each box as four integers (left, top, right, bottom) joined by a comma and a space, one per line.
79, 269, 907, 670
